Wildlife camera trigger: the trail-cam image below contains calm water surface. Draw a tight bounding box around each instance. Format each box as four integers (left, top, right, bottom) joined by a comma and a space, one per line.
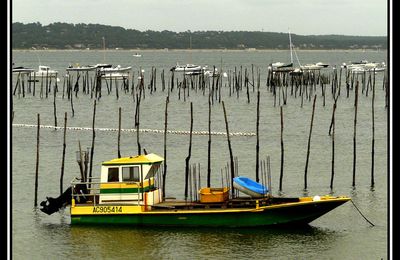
11, 49, 389, 259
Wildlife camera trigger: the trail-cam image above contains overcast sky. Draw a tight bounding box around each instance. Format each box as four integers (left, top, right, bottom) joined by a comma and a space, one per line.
11, 0, 389, 36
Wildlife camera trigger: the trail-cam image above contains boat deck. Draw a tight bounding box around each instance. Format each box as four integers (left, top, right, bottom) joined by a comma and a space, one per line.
74, 196, 302, 210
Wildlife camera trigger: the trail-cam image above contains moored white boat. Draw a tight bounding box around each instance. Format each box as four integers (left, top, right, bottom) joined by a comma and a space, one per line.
342, 60, 386, 73
315, 62, 330, 68
301, 64, 323, 70
98, 65, 132, 79
30, 65, 59, 78
170, 63, 203, 73
12, 66, 35, 74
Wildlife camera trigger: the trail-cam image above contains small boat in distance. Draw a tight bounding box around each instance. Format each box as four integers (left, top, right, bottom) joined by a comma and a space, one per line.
96, 64, 132, 79
341, 60, 386, 73
132, 53, 142, 57
25, 65, 60, 82
12, 66, 35, 74
233, 176, 268, 198
30, 65, 59, 78
170, 63, 203, 73
268, 29, 295, 70
315, 62, 330, 68
40, 152, 351, 227
66, 64, 98, 72
270, 61, 293, 69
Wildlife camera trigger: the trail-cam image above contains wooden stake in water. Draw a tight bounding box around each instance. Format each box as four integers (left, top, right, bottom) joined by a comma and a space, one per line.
88, 100, 97, 189
267, 156, 272, 196
328, 96, 338, 136
371, 69, 375, 187
33, 72, 36, 97
255, 90, 260, 182
279, 106, 284, 191
352, 81, 359, 187
135, 93, 141, 155
162, 96, 169, 200
118, 107, 122, 158
34, 114, 40, 207
77, 141, 85, 182
304, 94, 317, 190
53, 81, 58, 128
184, 102, 193, 201
70, 81, 75, 117
222, 101, 235, 197
330, 98, 337, 190
207, 94, 212, 187
60, 112, 67, 195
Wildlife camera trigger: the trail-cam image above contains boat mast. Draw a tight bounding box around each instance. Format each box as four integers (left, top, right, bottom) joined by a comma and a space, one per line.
102, 36, 106, 63
32, 47, 41, 67
288, 29, 293, 64
189, 34, 192, 64
288, 29, 302, 67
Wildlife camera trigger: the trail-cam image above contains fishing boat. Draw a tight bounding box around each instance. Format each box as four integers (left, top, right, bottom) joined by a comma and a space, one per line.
40, 153, 351, 227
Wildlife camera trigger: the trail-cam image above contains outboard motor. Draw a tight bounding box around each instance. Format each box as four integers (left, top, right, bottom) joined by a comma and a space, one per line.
40, 184, 89, 215
39, 187, 72, 215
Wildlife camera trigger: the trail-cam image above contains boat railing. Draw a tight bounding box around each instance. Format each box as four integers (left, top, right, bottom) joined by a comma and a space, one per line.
70, 177, 145, 206
71, 177, 101, 206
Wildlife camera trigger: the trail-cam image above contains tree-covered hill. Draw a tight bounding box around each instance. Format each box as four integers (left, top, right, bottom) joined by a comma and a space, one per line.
12, 22, 387, 50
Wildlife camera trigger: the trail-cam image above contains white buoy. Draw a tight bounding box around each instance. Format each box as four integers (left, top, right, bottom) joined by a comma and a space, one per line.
313, 195, 321, 201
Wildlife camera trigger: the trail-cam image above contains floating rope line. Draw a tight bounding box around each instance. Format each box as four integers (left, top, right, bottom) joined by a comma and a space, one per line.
12, 123, 256, 137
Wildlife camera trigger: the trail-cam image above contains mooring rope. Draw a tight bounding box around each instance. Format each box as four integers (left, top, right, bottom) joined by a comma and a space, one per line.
350, 199, 375, 227
12, 123, 256, 137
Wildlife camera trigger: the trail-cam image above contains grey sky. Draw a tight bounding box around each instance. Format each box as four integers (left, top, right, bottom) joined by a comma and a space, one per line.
11, 0, 388, 36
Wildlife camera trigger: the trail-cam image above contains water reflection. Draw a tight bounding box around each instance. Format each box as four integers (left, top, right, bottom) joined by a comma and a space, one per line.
67, 224, 338, 259
12, 49, 388, 259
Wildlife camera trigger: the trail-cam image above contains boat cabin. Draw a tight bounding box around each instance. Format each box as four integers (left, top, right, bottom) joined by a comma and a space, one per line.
98, 153, 164, 206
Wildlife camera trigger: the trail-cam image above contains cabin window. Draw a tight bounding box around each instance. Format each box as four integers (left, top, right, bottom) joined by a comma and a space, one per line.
145, 164, 160, 179
122, 166, 140, 182
107, 168, 119, 182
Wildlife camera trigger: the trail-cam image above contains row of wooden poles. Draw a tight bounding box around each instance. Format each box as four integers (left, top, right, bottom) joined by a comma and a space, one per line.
12, 64, 388, 104
13, 65, 262, 106
266, 67, 388, 108
13, 64, 388, 130
32, 67, 381, 206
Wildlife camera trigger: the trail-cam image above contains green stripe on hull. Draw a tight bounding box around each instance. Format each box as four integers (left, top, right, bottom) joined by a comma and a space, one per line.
71, 201, 346, 227
100, 185, 154, 194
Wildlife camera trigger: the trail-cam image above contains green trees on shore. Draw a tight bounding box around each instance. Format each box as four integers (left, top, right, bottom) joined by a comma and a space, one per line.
12, 22, 387, 50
